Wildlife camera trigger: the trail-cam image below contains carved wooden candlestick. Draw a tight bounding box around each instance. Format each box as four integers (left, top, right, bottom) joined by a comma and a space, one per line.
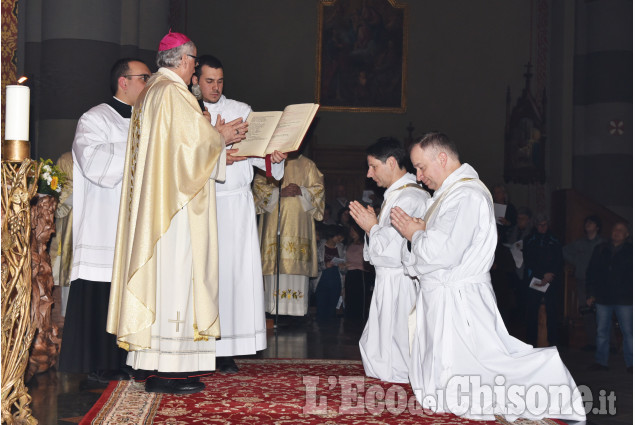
1, 159, 40, 425
26, 194, 61, 380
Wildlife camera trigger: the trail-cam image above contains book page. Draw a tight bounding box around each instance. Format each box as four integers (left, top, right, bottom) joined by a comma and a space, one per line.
493, 203, 507, 224
508, 240, 523, 269
233, 111, 283, 157
331, 257, 346, 265
529, 277, 549, 293
264, 104, 319, 155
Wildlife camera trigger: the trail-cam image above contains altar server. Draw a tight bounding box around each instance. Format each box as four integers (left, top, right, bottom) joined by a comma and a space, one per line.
191, 55, 286, 373
59, 58, 151, 383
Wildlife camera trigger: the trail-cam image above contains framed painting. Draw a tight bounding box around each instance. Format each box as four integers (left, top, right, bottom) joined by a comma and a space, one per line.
504, 68, 547, 184
315, 0, 408, 113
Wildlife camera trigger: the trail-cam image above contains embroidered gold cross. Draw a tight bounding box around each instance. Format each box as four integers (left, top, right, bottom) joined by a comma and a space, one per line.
168, 311, 184, 332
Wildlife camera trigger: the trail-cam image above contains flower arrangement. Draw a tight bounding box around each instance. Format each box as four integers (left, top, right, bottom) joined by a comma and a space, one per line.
37, 158, 67, 199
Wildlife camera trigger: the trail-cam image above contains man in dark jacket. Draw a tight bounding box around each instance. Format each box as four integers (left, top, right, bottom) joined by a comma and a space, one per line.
523, 213, 563, 347
586, 221, 633, 372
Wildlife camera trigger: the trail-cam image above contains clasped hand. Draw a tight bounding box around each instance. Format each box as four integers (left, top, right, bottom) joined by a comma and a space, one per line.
349, 201, 377, 234
390, 206, 426, 241
281, 183, 302, 197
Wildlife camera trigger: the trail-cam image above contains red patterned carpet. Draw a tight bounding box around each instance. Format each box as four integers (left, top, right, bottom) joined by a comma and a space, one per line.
80, 359, 565, 425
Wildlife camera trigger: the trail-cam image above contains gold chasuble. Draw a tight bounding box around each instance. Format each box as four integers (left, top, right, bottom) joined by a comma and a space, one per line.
253, 155, 325, 277
107, 68, 225, 351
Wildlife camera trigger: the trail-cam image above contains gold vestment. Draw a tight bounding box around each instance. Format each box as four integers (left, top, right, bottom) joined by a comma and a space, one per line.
107, 68, 225, 351
253, 155, 325, 278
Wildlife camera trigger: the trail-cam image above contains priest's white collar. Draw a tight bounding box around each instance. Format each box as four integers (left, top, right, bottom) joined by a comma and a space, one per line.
112, 96, 129, 106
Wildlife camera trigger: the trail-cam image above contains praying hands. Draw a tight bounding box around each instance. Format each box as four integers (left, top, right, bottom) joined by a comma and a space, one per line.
348, 200, 377, 234
390, 206, 426, 241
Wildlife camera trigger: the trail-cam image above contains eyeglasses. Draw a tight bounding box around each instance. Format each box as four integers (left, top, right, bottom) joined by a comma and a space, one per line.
187, 54, 199, 65
125, 74, 151, 82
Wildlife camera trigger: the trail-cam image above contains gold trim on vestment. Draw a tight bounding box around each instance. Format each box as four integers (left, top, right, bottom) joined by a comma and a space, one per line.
107, 68, 225, 351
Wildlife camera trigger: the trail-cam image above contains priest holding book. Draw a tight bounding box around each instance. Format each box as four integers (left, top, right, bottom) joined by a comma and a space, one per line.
191, 55, 287, 373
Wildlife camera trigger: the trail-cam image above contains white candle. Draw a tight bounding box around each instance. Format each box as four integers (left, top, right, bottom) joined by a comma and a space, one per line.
5, 85, 30, 141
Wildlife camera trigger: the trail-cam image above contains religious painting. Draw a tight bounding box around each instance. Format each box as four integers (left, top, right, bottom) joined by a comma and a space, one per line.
503, 68, 547, 184
316, 0, 408, 113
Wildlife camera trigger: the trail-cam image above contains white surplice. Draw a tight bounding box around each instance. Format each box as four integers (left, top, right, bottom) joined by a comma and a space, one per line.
71, 100, 129, 282
403, 164, 585, 422
205, 96, 284, 356
359, 173, 429, 383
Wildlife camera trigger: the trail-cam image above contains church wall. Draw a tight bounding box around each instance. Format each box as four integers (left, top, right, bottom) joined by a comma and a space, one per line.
15, 1, 631, 222
20, 0, 170, 161
572, 0, 633, 222
187, 0, 533, 193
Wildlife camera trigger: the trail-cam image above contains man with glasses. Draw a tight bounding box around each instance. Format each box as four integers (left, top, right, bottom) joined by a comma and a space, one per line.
59, 58, 151, 384
107, 31, 247, 394
191, 55, 286, 374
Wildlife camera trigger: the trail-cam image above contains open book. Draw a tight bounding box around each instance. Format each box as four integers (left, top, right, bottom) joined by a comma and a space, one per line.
232, 103, 319, 157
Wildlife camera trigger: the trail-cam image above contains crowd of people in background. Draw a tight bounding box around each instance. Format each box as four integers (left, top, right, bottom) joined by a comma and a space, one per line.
315, 177, 632, 375
490, 187, 632, 373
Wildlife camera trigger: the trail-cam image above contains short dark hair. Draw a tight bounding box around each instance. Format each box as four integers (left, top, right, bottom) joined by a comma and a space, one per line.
110, 58, 139, 96
366, 137, 408, 169
585, 215, 602, 232
195, 54, 224, 78
411, 132, 460, 161
349, 222, 365, 241
337, 206, 350, 224
323, 224, 345, 240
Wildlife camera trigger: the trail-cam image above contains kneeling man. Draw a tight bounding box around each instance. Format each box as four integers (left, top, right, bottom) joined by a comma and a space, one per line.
349, 137, 429, 383
391, 132, 585, 421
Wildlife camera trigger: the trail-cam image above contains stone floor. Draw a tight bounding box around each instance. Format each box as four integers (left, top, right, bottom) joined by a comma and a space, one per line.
26, 314, 632, 425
